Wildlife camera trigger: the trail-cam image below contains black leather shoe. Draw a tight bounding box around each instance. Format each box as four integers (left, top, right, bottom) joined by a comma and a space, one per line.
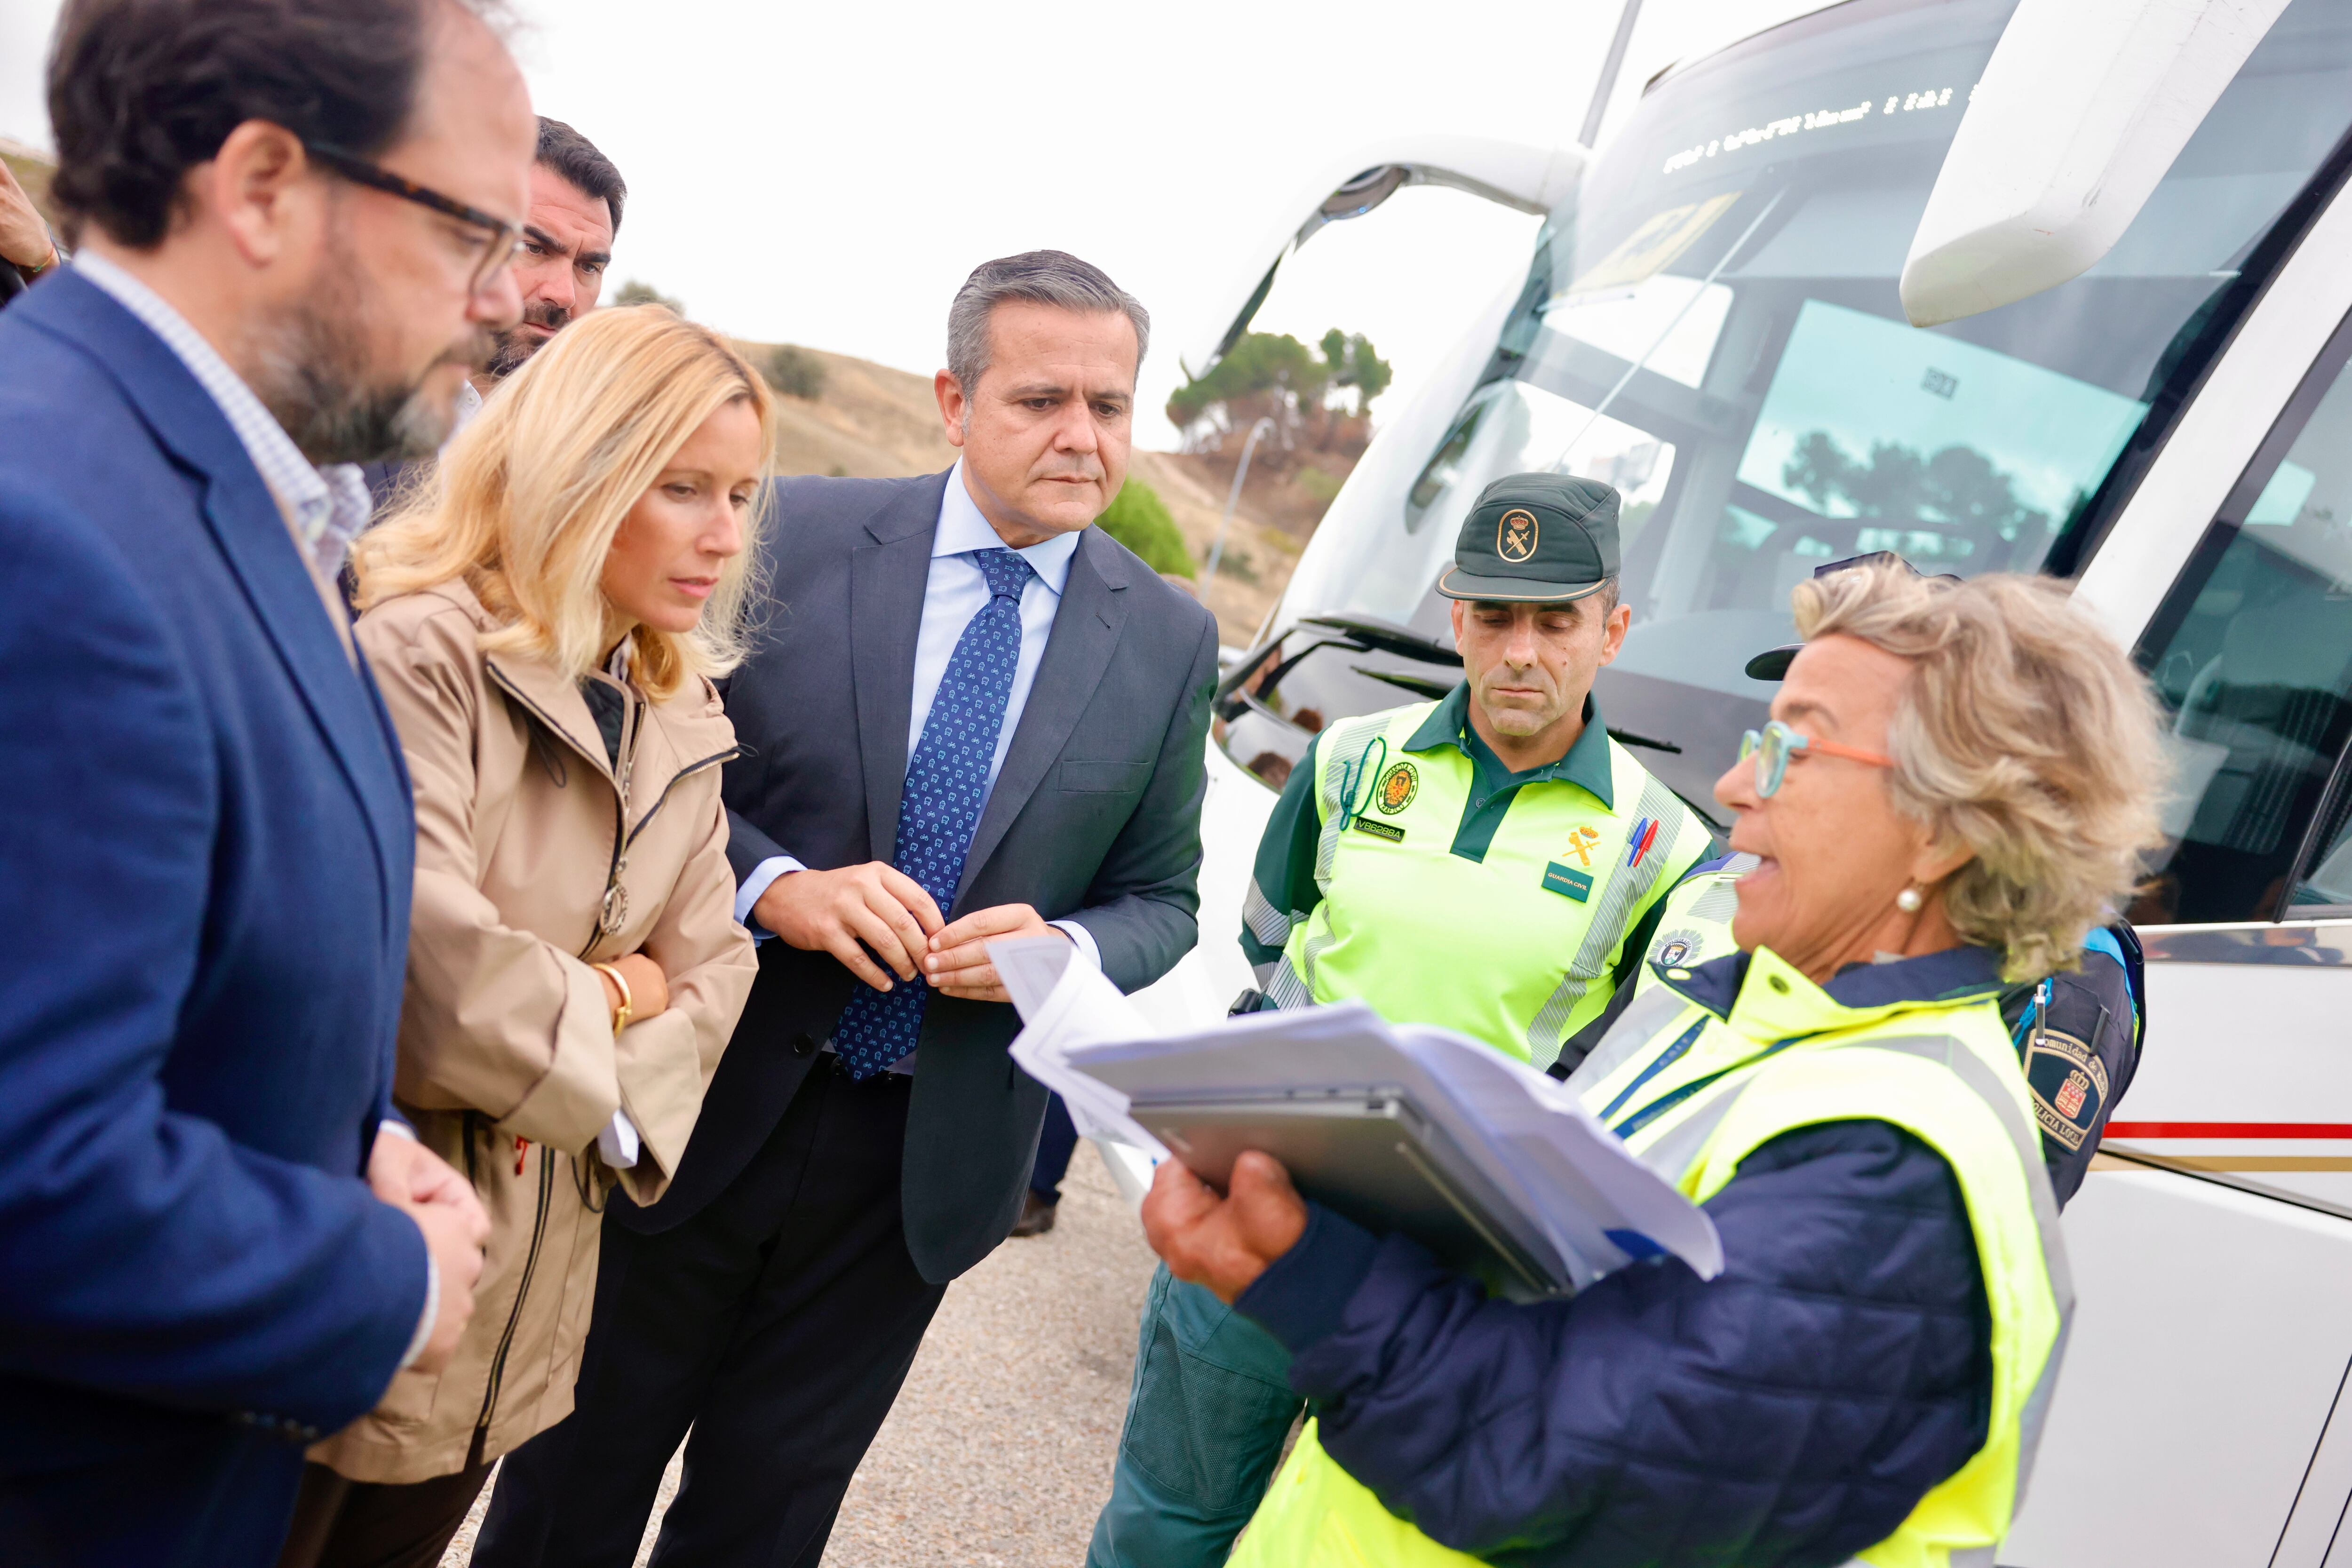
1010, 1191, 1058, 1238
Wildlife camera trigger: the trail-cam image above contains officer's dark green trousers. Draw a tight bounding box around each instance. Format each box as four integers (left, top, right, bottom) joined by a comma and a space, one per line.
1087, 1265, 1302, 1568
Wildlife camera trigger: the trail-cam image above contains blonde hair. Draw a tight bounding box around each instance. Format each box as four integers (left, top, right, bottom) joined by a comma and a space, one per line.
1793, 564, 2167, 982
353, 306, 775, 700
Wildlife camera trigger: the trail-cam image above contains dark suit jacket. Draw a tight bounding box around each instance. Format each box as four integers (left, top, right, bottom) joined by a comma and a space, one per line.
0, 272, 427, 1567
619, 470, 1219, 1282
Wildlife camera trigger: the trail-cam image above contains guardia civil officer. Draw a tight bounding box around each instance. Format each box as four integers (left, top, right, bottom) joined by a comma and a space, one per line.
1566, 553, 2147, 1206
1087, 474, 1713, 1568
1144, 561, 2166, 1568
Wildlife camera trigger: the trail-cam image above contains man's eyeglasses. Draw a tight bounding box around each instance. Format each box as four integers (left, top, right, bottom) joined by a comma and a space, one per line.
304, 142, 524, 296
1739, 718, 1894, 798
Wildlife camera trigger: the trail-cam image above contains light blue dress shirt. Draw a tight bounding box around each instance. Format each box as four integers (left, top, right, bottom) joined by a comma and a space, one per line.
735, 462, 1101, 971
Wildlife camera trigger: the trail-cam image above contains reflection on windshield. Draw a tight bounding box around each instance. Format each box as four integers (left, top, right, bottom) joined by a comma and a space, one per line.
1224, 0, 2352, 812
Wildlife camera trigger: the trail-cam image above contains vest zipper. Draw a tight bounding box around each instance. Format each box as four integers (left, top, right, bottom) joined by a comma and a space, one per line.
1611, 1033, 1809, 1141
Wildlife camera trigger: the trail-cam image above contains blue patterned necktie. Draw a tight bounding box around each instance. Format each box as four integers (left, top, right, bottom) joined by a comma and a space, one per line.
833, 546, 1038, 1078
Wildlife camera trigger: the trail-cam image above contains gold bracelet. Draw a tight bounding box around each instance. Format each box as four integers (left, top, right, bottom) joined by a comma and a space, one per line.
591, 961, 634, 1035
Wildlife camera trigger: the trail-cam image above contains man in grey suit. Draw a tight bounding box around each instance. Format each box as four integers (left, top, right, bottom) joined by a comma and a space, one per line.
477, 251, 1220, 1568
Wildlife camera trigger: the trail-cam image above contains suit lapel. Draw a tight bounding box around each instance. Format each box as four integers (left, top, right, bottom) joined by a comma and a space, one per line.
955, 527, 1131, 909
32, 274, 410, 936
849, 472, 950, 862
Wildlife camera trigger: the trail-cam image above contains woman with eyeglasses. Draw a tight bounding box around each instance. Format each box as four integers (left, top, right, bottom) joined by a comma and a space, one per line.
277, 306, 766, 1568
1144, 561, 2166, 1568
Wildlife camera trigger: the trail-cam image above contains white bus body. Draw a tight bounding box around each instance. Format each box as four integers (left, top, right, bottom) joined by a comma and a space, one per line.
1113, 0, 2352, 1560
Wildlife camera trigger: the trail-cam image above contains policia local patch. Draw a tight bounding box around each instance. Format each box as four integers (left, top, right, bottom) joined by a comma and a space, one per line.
2024, 1025, 2110, 1153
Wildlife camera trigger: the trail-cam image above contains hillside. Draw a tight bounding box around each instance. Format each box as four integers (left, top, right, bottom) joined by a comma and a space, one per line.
0, 134, 1305, 645
745, 342, 1302, 645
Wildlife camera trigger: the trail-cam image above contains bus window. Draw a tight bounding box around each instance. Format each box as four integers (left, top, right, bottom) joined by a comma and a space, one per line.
2139, 319, 2352, 925
1238, 0, 2352, 812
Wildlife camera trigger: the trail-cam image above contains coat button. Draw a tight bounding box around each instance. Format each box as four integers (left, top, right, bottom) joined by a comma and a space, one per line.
792, 1032, 818, 1057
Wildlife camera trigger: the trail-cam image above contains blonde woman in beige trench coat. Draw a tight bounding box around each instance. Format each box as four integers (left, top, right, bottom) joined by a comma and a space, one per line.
278, 308, 772, 1568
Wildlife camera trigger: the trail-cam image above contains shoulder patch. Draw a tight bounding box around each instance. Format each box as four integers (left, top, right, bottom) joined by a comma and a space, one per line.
2025, 1027, 2110, 1153
1649, 925, 1709, 971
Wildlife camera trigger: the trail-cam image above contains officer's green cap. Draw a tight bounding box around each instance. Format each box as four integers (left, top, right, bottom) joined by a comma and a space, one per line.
1437, 473, 1621, 603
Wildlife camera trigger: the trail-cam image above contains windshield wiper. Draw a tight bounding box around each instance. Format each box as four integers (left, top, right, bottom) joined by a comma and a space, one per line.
1297, 614, 1461, 668
1605, 725, 1683, 755
1352, 665, 1455, 701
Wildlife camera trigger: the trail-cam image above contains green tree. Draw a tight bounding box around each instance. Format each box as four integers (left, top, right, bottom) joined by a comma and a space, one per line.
1165, 331, 1326, 432
1096, 478, 1195, 579
763, 344, 825, 400
1319, 328, 1392, 414
1783, 431, 2049, 546
1164, 327, 1392, 448
613, 279, 683, 313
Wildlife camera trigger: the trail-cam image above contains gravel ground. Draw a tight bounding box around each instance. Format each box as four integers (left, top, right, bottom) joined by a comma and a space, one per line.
442, 1142, 1155, 1567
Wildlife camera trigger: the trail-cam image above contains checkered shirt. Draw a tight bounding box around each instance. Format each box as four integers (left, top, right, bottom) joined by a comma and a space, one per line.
74, 252, 372, 583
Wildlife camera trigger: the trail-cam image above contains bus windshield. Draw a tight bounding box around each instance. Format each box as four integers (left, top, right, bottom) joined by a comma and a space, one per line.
1224, 0, 2352, 817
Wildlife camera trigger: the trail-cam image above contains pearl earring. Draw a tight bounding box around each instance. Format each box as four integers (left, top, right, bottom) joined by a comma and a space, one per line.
1896, 886, 1924, 913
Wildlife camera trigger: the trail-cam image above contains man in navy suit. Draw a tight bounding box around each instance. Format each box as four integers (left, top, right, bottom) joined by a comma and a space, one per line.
479, 252, 1221, 1568
0, 1, 534, 1561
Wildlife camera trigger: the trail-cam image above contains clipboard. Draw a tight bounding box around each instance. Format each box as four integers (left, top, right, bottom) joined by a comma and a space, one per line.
1128, 1086, 1567, 1299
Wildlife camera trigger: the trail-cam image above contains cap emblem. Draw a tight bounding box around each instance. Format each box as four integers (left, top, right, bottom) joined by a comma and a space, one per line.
1496, 508, 1539, 563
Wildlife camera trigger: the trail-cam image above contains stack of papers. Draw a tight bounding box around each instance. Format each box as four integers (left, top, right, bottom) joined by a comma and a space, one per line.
992, 936, 1721, 1292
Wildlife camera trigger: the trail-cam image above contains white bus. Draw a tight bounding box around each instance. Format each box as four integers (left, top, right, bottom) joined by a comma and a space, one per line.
1122, 0, 2352, 1560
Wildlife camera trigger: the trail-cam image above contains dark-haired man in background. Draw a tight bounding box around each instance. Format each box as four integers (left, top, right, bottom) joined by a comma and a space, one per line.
0, 0, 531, 1562
358, 115, 622, 510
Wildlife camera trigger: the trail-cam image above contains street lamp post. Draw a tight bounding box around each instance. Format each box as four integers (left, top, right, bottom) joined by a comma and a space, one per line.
1204, 415, 1276, 586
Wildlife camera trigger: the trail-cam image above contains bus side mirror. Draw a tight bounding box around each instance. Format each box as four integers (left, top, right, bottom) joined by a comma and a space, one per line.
1899, 0, 2290, 328
1178, 137, 1585, 382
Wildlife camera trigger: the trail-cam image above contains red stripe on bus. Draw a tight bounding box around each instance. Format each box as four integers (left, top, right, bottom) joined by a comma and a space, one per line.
2103, 1122, 2352, 1139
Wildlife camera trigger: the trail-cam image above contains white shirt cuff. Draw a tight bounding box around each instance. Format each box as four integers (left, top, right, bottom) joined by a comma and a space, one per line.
597, 1109, 642, 1169
377, 1117, 417, 1141
735, 855, 806, 939
399, 1252, 438, 1371
1048, 918, 1101, 971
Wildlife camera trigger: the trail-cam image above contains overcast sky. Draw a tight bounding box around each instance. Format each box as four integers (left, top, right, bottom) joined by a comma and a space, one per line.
0, 0, 1787, 446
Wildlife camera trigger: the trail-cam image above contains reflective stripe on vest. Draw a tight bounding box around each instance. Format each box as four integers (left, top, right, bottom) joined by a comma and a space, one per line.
1232, 948, 2067, 1568
1273, 700, 1708, 1067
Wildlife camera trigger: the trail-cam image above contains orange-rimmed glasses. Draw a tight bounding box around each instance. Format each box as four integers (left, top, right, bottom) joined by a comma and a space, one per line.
1739, 718, 1892, 797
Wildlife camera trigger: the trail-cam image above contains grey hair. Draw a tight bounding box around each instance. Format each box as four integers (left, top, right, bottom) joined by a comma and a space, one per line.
945, 250, 1150, 399
1794, 564, 2167, 983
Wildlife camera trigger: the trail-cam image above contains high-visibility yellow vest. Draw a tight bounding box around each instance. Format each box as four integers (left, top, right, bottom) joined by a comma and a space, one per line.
1268, 701, 1710, 1069
1231, 946, 2071, 1568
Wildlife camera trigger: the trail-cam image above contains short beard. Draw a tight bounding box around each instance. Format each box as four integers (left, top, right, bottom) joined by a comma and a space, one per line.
487, 299, 573, 378
246, 242, 493, 465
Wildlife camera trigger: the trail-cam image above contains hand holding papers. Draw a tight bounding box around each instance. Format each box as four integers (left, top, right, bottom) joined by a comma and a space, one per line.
993, 936, 1721, 1297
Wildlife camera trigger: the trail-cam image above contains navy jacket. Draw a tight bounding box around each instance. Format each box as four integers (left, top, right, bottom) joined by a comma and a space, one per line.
1239, 1118, 1991, 1566
0, 272, 428, 1566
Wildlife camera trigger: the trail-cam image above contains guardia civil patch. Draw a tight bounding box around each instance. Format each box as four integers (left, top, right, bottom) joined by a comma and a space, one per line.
1542, 860, 1594, 901
1375, 760, 1419, 815
2024, 1026, 2110, 1153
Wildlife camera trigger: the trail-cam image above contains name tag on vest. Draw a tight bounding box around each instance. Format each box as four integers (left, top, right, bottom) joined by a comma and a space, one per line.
1542, 860, 1594, 901
1352, 816, 1405, 844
